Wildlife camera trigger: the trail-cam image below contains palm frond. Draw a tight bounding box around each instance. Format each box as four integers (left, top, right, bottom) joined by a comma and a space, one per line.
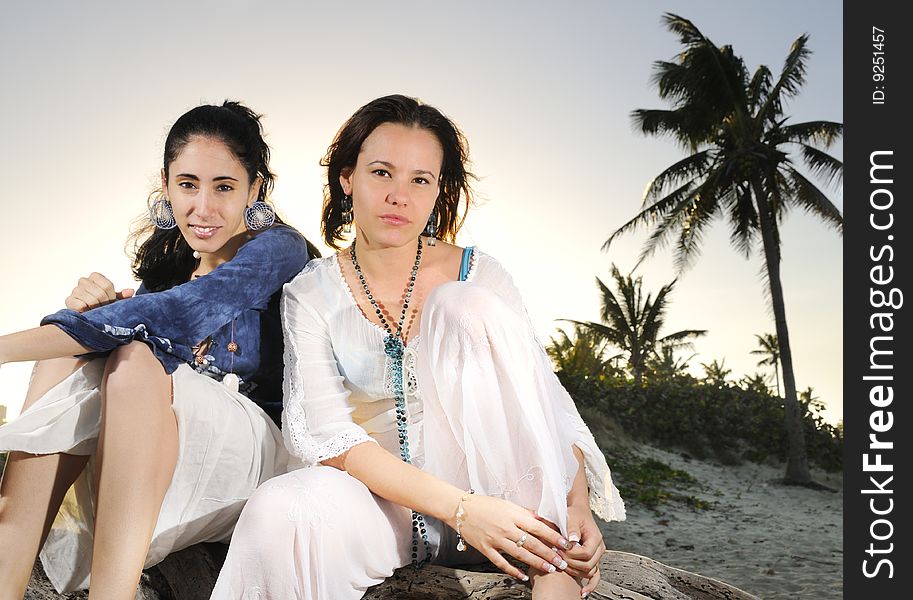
780, 165, 844, 232
775, 120, 842, 147
658, 329, 708, 343
798, 144, 843, 187
602, 180, 700, 254
757, 34, 811, 123
644, 150, 714, 201
747, 65, 773, 112
672, 172, 730, 271
727, 184, 759, 258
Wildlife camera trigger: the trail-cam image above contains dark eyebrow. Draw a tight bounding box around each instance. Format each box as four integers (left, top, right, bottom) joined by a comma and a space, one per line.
174, 174, 239, 182
367, 161, 437, 181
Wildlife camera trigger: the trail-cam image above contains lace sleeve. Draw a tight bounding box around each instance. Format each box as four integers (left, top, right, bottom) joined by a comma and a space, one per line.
280, 269, 376, 466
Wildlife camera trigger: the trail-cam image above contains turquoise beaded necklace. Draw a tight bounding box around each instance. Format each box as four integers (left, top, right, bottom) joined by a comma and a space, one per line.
350, 237, 433, 567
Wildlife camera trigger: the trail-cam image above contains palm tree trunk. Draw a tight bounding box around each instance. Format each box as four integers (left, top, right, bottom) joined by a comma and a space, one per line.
774, 363, 781, 397
752, 179, 812, 484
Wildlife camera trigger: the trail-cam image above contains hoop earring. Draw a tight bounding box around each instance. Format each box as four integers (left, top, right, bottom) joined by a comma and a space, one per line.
423, 209, 437, 246
149, 196, 177, 230
244, 201, 276, 231
341, 195, 354, 233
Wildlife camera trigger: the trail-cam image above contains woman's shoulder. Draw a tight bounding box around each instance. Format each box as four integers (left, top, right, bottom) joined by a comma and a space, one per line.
247, 224, 308, 251
283, 254, 341, 296
462, 247, 509, 281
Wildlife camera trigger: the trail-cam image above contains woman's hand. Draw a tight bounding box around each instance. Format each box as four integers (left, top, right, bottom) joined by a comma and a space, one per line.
455, 494, 573, 581
559, 502, 606, 595
65, 272, 134, 312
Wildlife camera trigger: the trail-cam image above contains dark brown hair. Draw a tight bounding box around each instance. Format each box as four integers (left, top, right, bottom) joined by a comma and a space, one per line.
320, 94, 475, 249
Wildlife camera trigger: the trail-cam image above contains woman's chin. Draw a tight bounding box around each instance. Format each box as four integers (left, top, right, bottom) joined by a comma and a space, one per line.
361, 228, 422, 250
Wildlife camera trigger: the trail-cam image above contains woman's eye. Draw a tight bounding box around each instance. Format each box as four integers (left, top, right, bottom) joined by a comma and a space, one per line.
372, 169, 391, 177
217, 184, 234, 192
178, 181, 196, 189
413, 177, 429, 185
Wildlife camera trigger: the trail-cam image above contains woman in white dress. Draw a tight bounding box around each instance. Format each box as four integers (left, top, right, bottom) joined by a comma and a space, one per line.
211, 94, 625, 600
0, 102, 315, 598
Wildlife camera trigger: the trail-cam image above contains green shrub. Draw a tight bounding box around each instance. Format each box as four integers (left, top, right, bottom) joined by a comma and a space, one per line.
608, 452, 710, 511
562, 374, 842, 472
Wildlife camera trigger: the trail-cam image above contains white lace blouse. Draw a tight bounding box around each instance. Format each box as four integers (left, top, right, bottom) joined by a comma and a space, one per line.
280, 250, 625, 522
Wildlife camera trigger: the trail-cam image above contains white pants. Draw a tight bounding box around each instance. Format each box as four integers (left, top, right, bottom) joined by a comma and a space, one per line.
211, 282, 621, 600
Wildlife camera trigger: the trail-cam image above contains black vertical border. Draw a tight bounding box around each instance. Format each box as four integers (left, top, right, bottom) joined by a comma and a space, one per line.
844, 1, 910, 597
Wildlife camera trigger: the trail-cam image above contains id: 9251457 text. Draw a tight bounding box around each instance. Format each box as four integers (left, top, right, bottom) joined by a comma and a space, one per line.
872, 26, 885, 105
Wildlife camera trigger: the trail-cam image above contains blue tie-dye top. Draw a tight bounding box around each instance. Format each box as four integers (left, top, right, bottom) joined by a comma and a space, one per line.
41, 224, 310, 425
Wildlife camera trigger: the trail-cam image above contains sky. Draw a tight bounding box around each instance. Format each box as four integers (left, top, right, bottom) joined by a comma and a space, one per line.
0, 1, 842, 424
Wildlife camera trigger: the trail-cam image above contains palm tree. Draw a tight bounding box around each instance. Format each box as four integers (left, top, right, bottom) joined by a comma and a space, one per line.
751, 333, 781, 396
604, 14, 842, 484
568, 264, 705, 385
701, 358, 732, 387
546, 324, 620, 380
798, 386, 821, 413
646, 339, 696, 382
740, 372, 773, 396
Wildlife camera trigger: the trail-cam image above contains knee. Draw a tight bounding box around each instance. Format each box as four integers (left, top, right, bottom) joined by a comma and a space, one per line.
424, 283, 519, 342
235, 478, 299, 536
102, 342, 168, 403
235, 468, 370, 546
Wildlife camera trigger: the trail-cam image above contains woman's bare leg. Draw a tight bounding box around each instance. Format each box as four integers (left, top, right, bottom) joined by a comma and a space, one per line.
0, 357, 89, 600
530, 568, 583, 599
87, 342, 178, 600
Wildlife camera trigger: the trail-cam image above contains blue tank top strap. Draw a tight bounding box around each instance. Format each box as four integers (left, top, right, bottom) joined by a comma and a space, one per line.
459, 246, 475, 281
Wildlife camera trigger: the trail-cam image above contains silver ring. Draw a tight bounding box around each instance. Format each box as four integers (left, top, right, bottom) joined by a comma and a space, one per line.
516, 532, 528, 548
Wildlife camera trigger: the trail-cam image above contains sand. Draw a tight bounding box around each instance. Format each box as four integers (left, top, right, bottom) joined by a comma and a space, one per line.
600, 445, 843, 599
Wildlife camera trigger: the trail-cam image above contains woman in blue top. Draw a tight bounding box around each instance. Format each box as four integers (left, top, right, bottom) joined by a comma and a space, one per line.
0, 101, 314, 598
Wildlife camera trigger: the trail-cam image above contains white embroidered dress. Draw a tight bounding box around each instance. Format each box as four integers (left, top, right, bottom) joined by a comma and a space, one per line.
211, 250, 625, 600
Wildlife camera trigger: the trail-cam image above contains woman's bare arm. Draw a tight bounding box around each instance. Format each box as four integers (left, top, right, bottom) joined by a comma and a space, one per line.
0, 325, 91, 366
324, 441, 572, 580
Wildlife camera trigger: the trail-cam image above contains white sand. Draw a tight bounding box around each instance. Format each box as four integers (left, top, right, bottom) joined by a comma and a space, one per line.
600, 445, 843, 599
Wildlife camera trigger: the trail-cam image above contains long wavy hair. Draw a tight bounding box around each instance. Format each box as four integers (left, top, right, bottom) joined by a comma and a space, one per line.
320, 94, 475, 250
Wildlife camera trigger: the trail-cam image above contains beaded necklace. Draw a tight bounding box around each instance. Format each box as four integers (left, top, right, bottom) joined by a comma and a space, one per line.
350, 237, 433, 567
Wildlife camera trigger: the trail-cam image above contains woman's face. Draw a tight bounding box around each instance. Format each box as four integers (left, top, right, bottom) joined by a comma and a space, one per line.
163, 136, 260, 260
340, 122, 442, 249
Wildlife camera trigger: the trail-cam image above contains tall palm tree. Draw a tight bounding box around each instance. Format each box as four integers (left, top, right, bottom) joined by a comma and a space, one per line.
604, 14, 843, 484
568, 264, 705, 385
751, 332, 781, 396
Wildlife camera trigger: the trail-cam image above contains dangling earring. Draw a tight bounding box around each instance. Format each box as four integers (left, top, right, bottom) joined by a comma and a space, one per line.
149, 196, 177, 230
244, 201, 276, 231
423, 209, 437, 246
341, 194, 354, 233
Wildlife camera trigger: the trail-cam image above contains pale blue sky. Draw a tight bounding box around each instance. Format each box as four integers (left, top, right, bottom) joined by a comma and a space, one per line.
0, 1, 842, 422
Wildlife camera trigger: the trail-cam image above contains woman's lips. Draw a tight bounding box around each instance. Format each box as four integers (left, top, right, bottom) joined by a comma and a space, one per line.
189, 225, 220, 239
379, 214, 409, 225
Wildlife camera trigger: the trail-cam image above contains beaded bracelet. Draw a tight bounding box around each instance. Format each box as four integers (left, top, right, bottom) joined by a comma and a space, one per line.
455, 489, 475, 551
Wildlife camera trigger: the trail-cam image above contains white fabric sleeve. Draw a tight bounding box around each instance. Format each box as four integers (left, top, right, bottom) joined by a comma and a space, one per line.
473, 254, 626, 522
280, 276, 377, 467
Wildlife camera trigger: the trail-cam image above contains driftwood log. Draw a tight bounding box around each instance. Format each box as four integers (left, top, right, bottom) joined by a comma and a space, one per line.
25, 544, 759, 600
